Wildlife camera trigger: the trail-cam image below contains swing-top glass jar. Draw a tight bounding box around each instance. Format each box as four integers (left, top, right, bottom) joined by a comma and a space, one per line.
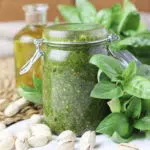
20, 23, 118, 135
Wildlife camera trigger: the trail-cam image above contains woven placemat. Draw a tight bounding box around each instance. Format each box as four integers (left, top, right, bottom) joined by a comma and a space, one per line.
0, 57, 42, 125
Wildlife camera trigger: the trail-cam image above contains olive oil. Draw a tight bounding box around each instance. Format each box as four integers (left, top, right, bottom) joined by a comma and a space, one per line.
14, 4, 48, 87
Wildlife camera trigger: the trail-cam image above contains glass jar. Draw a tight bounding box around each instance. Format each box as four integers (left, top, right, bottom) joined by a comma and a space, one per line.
20, 23, 118, 135
14, 4, 48, 87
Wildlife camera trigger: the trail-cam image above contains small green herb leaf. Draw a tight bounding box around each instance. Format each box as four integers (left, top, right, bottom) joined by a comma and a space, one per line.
122, 61, 136, 81
110, 34, 150, 51
18, 75, 42, 104
97, 70, 110, 82
107, 99, 121, 113
142, 99, 150, 115
124, 0, 137, 12
118, 11, 140, 34
137, 64, 150, 80
110, 3, 122, 32
76, 0, 96, 23
112, 132, 133, 143
134, 116, 150, 130
126, 97, 141, 119
96, 8, 112, 28
90, 54, 124, 79
91, 81, 123, 99
18, 86, 42, 104
96, 113, 130, 137
124, 76, 150, 99
33, 74, 42, 92
58, 5, 81, 23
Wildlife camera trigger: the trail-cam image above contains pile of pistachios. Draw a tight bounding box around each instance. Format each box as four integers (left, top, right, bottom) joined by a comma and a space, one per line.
0, 113, 140, 150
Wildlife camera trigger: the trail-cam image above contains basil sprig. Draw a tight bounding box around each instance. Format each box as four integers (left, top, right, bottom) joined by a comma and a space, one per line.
18, 75, 42, 104
90, 54, 150, 143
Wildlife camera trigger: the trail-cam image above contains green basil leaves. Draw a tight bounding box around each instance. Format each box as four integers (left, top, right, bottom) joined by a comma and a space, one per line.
96, 113, 130, 138
18, 75, 42, 104
91, 81, 123, 99
90, 54, 150, 143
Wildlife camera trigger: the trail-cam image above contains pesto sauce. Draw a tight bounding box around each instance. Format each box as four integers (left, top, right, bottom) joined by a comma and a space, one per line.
42, 44, 108, 135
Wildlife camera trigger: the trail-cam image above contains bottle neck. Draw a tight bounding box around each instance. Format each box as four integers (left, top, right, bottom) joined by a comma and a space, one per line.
23, 4, 48, 25
25, 12, 47, 25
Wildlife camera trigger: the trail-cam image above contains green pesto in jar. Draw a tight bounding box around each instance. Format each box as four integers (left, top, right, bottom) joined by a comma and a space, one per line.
42, 23, 110, 135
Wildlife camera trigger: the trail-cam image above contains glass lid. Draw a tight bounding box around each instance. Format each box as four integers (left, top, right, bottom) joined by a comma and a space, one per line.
43, 23, 111, 44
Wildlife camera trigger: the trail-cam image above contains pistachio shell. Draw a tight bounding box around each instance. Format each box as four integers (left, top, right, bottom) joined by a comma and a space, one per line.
30, 124, 52, 140
57, 141, 75, 150
80, 131, 96, 150
15, 139, 29, 150
0, 130, 15, 150
0, 122, 6, 131
28, 135, 49, 147
30, 114, 43, 124
16, 128, 31, 141
58, 130, 76, 144
4, 97, 28, 117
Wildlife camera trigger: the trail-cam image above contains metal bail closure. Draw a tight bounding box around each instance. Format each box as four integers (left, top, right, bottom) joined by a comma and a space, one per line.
20, 39, 44, 75
107, 34, 120, 43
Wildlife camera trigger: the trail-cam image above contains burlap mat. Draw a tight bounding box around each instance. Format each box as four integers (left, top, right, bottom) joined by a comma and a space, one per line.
0, 57, 42, 125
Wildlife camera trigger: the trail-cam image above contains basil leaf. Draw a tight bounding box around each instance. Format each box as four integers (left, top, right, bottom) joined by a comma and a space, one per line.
76, 0, 96, 23
96, 8, 112, 28
107, 99, 121, 113
58, 5, 81, 23
90, 54, 124, 79
110, 3, 122, 32
126, 97, 141, 119
118, 11, 140, 34
123, 0, 137, 12
117, 0, 140, 34
96, 113, 130, 137
112, 132, 133, 143
122, 61, 136, 81
111, 34, 150, 51
137, 64, 150, 80
124, 76, 150, 99
97, 70, 110, 82
142, 99, 150, 115
121, 99, 131, 112
18, 87, 42, 104
91, 81, 123, 99
134, 116, 150, 130
33, 74, 42, 92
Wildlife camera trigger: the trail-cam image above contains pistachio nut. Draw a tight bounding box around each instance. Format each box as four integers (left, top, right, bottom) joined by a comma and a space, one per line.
4, 97, 28, 117
80, 131, 96, 150
29, 114, 43, 124
0, 130, 15, 150
57, 141, 75, 150
58, 130, 76, 144
16, 128, 31, 141
30, 124, 52, 140
0, 122, 6, 131
15, 138, 29, 150
28, 135, 49, 147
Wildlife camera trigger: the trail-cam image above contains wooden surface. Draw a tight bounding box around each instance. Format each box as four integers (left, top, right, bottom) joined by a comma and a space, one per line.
91, 0, 150, 12
0, 0, 149, 21
0, 0, 73, 21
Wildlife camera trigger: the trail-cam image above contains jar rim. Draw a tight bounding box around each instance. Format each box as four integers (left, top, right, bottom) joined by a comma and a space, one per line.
43, 23, 112, 44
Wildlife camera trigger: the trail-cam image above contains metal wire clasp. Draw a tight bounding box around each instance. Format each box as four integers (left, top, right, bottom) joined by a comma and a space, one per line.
20, 39, 44, 75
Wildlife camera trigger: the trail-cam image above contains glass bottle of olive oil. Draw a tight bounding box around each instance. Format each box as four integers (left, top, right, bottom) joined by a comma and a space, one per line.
14, 4, 48, 87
